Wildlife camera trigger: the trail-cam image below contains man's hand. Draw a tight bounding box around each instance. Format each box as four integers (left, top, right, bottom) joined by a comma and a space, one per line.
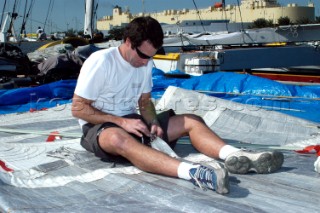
119, 117, 150, 138
138, 92, 163, 139
150, 124, 164, 140
150, 119, 164, 140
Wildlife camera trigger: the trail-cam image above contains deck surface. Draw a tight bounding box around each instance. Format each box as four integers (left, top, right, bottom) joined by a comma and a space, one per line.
0, 93, 319, 212
1, 142, 319, 213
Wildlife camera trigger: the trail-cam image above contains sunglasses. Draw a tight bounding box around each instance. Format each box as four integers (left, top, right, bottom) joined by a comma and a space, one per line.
136, 47, 153, 59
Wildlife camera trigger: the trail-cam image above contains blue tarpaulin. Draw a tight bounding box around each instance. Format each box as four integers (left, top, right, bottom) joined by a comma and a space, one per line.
1, 68, 320, 123
0, 80, 76, 114
153, 69, 320, 123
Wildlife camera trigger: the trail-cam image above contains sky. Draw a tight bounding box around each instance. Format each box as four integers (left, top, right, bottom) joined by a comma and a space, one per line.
1, 0, 319, 34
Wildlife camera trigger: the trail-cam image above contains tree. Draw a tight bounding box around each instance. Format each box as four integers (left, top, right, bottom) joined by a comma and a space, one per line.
107, 26, 125, 40
77, 31, 84, 37
295, 17, 311, 24
249, 18, 274, 28
278, 16, 291, 25
66, 28, 76, 37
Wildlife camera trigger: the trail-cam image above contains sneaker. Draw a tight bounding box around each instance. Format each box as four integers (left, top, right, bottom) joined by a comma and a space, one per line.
224, 150, 284, 174
189, 165, 229, 194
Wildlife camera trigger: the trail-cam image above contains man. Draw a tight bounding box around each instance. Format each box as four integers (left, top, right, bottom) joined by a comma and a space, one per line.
36, 26, 43, 33
72, 16, 284, 195
36, 26, 46, 40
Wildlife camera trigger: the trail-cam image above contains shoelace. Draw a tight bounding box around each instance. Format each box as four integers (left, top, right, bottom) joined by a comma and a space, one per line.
189, 166, 215, 191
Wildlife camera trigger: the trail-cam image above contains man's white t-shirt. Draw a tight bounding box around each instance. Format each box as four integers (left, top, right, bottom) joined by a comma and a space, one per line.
74, 47, 153, 127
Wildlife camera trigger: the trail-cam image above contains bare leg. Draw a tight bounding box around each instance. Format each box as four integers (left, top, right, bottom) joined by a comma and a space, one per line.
166, 114, 284, 174
98, 127, 181, 177
99, 122, 230, 194
166, 114, 226, 159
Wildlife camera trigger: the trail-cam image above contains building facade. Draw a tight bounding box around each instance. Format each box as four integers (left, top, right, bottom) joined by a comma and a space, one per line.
97, 0, 315, 31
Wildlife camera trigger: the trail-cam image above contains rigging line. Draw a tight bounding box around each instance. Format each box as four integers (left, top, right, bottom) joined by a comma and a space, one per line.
27, 17, 64, 31
43, 0, 54, 31
7, 0, 18, 33
87, 0, 98, 35
236, 0, 246, 44
63, 1, 68, 30
191, 0, 206, 32
11, 0, 17, 13
26, 0, 36, 22
0, 0, 7, 29
16, 0, 22, 11
27, 0, 35, 32
20, 0, 28, 28
93, 1, 99, 32
181, 34, 193, 47
83, 0, 86, 17
222, 0, 229, 32
18, 0, 35, 45
83, 0, 87, 33
191, 0, 211, 46
17, 0, 28, 46
179, 33, 185, 47
48, 0, 55, 30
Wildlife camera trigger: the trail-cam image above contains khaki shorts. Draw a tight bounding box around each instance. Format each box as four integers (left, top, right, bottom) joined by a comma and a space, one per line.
80, 109, 176, 162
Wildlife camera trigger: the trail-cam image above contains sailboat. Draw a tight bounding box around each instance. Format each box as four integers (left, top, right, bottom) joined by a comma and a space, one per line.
0, 0, 101, 89
155, 24, 320, 84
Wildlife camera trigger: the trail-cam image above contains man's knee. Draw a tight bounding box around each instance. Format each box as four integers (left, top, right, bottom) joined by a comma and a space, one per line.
99, 128, 130, 153
184, 114, 205, 124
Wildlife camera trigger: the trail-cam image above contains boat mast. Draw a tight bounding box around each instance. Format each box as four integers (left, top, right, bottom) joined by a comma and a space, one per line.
0, 12, 18, 43
84, 0, 94, 38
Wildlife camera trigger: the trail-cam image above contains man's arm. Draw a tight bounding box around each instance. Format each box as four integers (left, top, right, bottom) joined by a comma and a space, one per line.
139, 92, 163, 138
71, 93, 121, 125
72, 94, 150, 137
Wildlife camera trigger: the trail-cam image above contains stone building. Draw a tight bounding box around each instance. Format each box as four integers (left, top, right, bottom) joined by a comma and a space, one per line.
97, 0, 315, 31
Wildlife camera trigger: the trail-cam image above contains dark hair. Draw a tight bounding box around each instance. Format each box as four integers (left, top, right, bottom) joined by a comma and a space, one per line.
123, 16, 163, 50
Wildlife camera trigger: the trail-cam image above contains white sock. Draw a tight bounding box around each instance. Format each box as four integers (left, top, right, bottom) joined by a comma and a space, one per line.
219, 145, 240, 160
177, 162, 199, 180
